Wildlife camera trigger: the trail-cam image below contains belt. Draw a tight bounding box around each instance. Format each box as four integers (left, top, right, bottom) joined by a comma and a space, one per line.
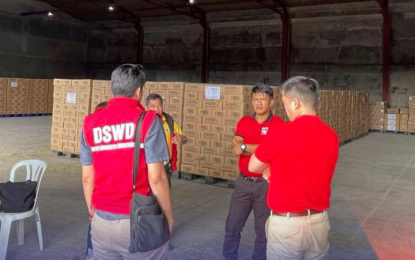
240, 173, 265, 183
272, 209, 325, 217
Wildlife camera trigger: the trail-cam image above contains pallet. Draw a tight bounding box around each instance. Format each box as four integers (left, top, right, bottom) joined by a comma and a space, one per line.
369, 129, 384, 133
180, 172, 202, 181
171, 171, 181, 179
52, 150, 79, 159
180, 172, 235, 189
409, 132, 415, 136
0, 113, 51, 118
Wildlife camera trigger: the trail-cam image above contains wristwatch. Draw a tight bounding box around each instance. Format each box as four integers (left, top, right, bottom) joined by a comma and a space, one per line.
240, 143, 247, 152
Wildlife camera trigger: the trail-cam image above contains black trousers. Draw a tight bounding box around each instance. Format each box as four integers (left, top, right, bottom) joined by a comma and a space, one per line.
223, 175, 269, 260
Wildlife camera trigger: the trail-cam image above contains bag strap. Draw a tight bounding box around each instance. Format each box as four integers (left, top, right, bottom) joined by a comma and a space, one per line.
133, 112, 147, 190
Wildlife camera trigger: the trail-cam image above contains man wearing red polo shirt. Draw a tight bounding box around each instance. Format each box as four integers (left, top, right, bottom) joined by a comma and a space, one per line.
249, 76, 339, 260
222, 84, 283, 260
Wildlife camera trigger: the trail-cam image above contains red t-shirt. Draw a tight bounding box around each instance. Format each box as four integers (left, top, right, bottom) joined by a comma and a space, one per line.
255, 115, 339, 212
235, 113, 284, 178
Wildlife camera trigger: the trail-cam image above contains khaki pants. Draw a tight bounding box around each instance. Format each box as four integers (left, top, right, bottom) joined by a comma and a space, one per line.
266, 211, 330, 260
91, 213, 169, 260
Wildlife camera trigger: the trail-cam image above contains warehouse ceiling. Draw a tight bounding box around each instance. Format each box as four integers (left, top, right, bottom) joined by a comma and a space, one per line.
23, 0, 385, 24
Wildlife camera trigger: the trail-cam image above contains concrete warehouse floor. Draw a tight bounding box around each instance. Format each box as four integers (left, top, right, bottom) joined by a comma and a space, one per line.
0, 117, 414, 260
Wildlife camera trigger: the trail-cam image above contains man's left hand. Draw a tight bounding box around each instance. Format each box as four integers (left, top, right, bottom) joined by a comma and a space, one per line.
172, 132, 185, 144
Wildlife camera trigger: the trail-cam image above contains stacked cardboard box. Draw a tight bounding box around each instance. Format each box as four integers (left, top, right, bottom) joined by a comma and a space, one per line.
399, 108, 409, 132
384, 108, 400, 132
28, 79, 49, 114
369, 102, 386, 131
409, 96, 415, 133
6, 78, 29, 114
181, 84, 253, 181
50, 79, 92, 154
47, 80, 54, 114
271, 86, 289, 122
0, 78, 6, 115
90, 81, 112, 110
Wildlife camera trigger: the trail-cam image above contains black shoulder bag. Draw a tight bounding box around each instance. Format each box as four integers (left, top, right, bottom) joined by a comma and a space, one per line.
129, 112, 171, 253
0, 180, 37, 213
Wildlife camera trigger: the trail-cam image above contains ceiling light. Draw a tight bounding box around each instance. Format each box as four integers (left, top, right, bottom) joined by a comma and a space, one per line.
189, 0, 194, 4
48, 12, 53, 16
108, 6, 114, 11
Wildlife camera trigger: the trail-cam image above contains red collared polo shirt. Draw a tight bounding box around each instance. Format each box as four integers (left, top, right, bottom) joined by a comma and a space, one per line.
255, 115, 339, 213
235, 112, 283, 178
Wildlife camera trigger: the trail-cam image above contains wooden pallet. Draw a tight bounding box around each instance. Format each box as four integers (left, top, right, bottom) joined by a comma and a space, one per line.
409, 132, 415, 136
180, 172, 235, 189
369, 129, 384, 133
52, 150, 79, 159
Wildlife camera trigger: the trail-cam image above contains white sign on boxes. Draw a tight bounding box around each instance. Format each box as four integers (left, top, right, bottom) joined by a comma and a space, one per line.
66, 93, 77, 104
205, 86, 221, 100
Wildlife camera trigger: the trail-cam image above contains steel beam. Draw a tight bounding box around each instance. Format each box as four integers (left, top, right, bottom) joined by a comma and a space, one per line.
200, 14, 210, 83
377, 0, 391, 106
136, 22, 144, 65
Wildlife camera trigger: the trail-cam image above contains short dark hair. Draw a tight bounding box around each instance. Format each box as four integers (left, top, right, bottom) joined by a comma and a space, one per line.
95, 101, 108, 111
281, 76, 319, 108
251, 83, 273, 98
145, 93, 163, 106
111, 64, 146, 97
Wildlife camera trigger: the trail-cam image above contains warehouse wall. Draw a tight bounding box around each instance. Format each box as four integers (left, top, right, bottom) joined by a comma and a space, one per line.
0, 12, 89, 79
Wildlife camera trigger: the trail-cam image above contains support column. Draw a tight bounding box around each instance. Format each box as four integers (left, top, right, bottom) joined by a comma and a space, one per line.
201, 15, 210, 83
280, 12, 291, 83
136, 22, 144, 65
378, 0, 391, 106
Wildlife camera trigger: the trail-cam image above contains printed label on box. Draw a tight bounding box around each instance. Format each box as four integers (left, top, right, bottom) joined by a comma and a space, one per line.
10, 82, 18, 87
205, 86, 221, 100
66, 93, 77, 104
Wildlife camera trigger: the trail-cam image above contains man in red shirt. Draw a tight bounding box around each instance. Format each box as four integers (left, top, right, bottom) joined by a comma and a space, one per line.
249, 76, 339, 260
81, 64, 173, 260
222, 84, 283, 260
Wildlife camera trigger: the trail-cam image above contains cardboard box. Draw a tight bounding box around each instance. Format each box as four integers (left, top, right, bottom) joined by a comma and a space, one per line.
183, 145, 201, 154
183, 122, 197, 131
166, 90, 183, 97
197, 140, 210, 147
186, 137, 196, 146
211, 125, 225, 133
198, 109, 212, 117
223, 118, 239, 127
184, 115, 202, 124
386, 108, 399, 114
196, 167, 210, 176
165, 104, 182, 112
211, 140, 226, 149
222, 133, 234, 142
401, 114, 409, 121
211, 110, 226, 118
203, 116, 222, 125
181, 164, 195, 173
227, 110, 244, 119
183, 130, 200, 139
222, 85, 250, 94
170, 97, 183, 104
185, 84, 204, 93
183, 107, 197, 116
198, 124, 211, 132
226, 94, 250, 102
222, 171, 238, 180
202, 147, 221, 156
226, 126, 236, 134
209, 169, 222, 178
203, 101, 223, 110
201, 132, 221, 141
184, 92, 198, 100
170, 82, 185, 90
400, 108, 410, 115
184, 100, 203, 108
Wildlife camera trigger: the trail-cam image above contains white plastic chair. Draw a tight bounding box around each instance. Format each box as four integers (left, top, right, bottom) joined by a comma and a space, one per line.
0, 160, 46, 260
